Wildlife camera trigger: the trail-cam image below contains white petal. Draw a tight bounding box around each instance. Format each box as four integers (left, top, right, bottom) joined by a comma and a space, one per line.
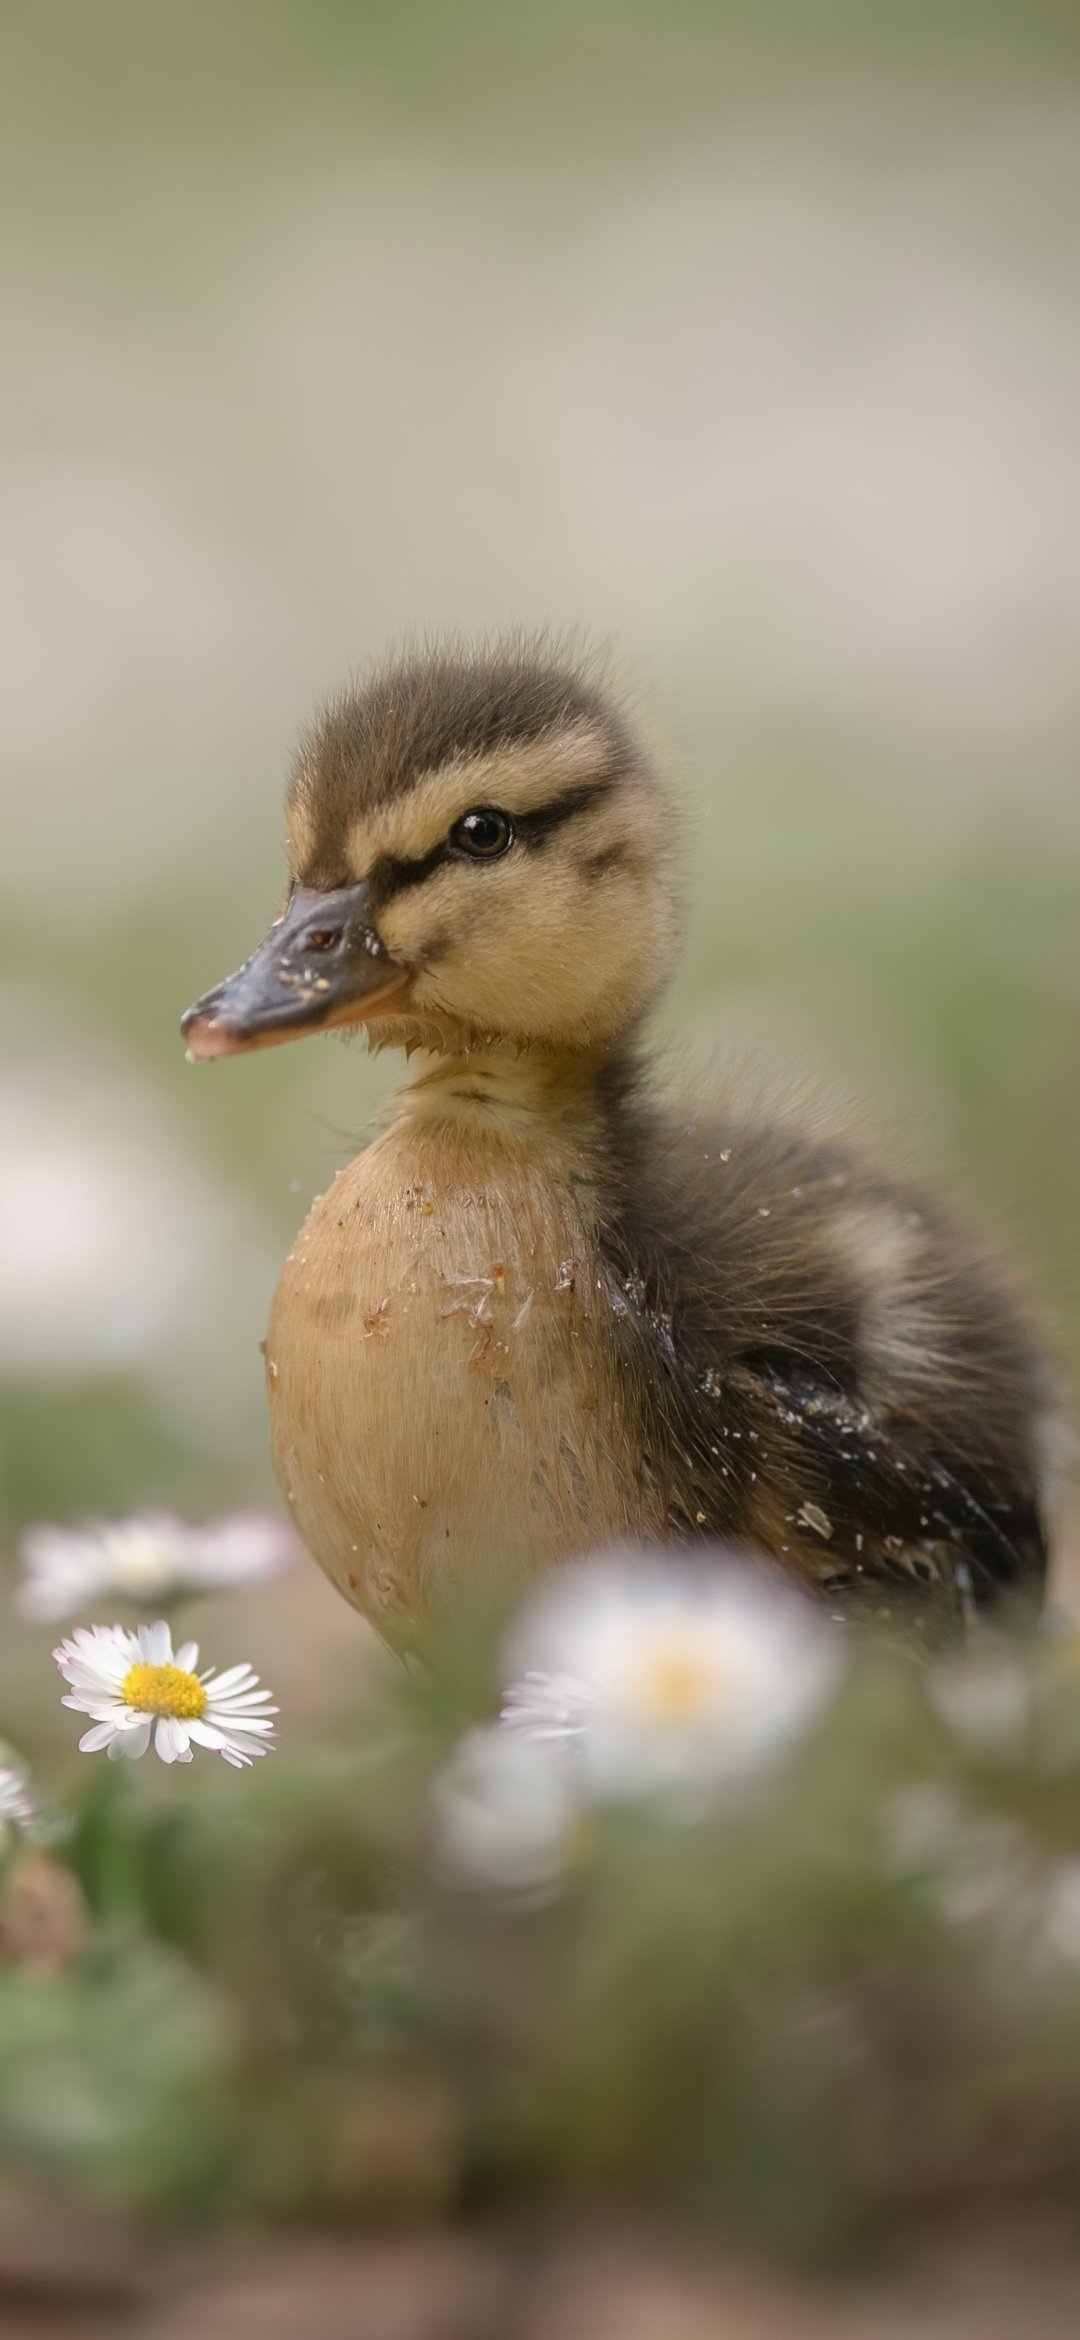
203, 1678, 273, 1702
54, 1623, 139, 1694
207, 1687, 277, 1709
78, 1721, 119, 1752
110, 1720, 152, 1760
174, 1641, 199, 1673
90, 1623, 139, 1661
140, 1620, 174, 1666
186, 1720, 232, 1749
54, 1636, 126, 1688
200, 1663, 257, 1698
61, 1694, 127, 1724
206, 1697, 277, 1722
501, 1671, 599, 1739
154, 1716, 191, 1764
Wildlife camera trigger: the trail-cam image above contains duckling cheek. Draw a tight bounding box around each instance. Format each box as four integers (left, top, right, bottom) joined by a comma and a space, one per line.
411, 865, 672, 1050
381, 910, 517, 1034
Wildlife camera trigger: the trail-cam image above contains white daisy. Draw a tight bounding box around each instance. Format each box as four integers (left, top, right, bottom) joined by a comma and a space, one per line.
500, 1548, 844, 1813
434, 1724, 580, 1895
0, 1756, 37, 1846
53, 1619, 277, 1768
20, 1510, 297, 1624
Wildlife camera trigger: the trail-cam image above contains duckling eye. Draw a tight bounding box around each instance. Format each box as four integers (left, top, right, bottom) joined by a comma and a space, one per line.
449, 806, 514, 859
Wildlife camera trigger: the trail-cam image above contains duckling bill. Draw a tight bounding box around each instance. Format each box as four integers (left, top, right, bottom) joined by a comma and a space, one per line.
182, 641, 1058, 1643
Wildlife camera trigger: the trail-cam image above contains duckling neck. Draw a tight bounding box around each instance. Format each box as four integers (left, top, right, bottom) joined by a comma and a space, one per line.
385, 1041, 628, 1149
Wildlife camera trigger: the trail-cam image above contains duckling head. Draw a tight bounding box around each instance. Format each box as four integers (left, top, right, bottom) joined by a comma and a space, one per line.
182, 640, 678, 1064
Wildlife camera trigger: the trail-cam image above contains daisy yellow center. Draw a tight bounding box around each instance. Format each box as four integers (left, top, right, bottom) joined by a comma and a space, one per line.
120, 1661, 206, 1721
633, 1642, 721, 1721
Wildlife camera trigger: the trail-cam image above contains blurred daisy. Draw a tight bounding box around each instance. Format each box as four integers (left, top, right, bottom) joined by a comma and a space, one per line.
500, 1670, 599, 1741
885, 1784, 1080, 1974
20, 1510, 297, 1624
926, 1643, 1030, 1756
0, 1026, 279, 1455
883, 1787, 1028, 1937
928, 1632, 1080, 1785
53, 1619, 277, 1768
0, 1054, 232, 1377
434, 1724, 579, 1895
501, 1548, 843, 1813
0, 1757, 37, 1846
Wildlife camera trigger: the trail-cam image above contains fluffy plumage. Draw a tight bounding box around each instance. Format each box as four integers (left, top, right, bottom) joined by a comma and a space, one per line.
594, 1064, 1054, 1613
184, 638, 1058, 1641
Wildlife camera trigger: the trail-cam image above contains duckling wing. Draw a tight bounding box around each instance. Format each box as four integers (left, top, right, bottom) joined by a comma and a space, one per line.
726, 1359, 1048, 1620
600, 1093, 1054, 1616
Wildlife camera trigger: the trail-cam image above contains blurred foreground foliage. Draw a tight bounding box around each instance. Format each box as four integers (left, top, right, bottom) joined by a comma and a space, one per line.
4, 1624, 1080, 2264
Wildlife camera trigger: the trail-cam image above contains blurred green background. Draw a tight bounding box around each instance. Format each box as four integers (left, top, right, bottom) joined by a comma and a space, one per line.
1, 0, 1078, 1710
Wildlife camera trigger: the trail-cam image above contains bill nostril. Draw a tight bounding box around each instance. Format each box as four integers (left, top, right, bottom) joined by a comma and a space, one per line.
304, 928, 343, 952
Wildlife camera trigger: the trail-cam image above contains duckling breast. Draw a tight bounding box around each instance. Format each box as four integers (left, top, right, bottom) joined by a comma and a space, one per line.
264, 1120, 656, 1642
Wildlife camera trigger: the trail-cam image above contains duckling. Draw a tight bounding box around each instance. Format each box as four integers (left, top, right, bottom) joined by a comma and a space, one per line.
181, 640, 1057, 1644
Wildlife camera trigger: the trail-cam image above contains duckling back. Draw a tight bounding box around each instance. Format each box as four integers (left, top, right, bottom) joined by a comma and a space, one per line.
597, 1072, 1057, 1619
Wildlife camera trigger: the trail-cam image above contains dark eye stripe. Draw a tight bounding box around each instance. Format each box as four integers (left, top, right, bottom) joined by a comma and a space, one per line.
513, 776, 614, 846
367, 775, 614, 904
366, 835, 449, 906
